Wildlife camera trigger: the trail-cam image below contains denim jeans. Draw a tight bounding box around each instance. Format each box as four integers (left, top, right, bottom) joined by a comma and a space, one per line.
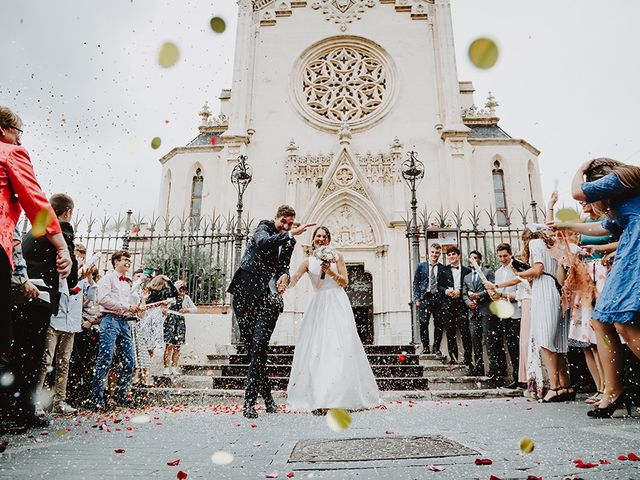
90, 315, 134, 406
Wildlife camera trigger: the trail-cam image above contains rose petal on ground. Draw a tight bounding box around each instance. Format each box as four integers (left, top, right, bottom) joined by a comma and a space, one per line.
618, 455, 628, 461
177, 471, 188, 480
527, 475, 542, 480
167, 459, 180, 466
286, 473, 295, 478
575, 462, 598, 468
474, 458, 493, 465
265, 472, 278, 479
488, 475, 502, 480
599, 459, 611, 464
627, 453, 640, 461
114, 449, 125, 453
427, 464, 444, 471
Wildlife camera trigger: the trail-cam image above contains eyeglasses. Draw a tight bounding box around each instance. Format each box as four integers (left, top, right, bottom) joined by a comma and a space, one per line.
10, 126, 23, 137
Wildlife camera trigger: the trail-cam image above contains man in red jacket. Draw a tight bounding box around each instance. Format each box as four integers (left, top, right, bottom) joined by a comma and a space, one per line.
0, 106, 72, 434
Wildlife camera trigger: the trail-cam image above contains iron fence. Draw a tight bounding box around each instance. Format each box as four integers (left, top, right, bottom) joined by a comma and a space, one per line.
416, 203, 547, 267
20, 212, 251, 306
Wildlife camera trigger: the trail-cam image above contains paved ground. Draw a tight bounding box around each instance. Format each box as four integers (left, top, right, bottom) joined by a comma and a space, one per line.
1, 397, 639, 480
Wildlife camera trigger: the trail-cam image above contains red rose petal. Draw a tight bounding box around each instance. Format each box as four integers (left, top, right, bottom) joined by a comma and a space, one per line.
397, 355, 407, 362
618, 455, 628, 461
167, 459, 181, 466
599, 459, 611, 464
627, 453, 640, 461
286, 473, 295, 478
489, 476, 502, 480
575, 462, 598, 468
177, 471, 188, 480
474, 458, 493, 465
114, 449, 125, 453
572, 459, 583, 464
251, 424, 257, 428
527, 476, 542, 480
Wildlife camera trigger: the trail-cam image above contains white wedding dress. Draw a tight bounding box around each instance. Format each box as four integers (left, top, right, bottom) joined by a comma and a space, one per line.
286, 257, 381, 411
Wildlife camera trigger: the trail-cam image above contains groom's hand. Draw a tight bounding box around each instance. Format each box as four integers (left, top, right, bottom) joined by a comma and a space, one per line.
291, 223, 316, 236
276, 274, 289, 294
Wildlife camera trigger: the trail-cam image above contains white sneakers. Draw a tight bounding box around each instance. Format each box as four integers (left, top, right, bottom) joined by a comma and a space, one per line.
56, 401, 78, 415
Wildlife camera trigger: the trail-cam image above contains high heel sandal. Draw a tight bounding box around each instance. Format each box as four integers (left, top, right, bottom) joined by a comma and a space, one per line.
587, 391, 633, 418
555, 386, 577, 402
539, 388, 560, 403
585, 391, 603, 404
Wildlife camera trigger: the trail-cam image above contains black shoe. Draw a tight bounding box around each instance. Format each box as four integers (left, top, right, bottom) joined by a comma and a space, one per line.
433, 350, 443, 357
422, 346, 431, 354
587, 391, 632, 418
490, 376, 505, 388
243, 404, 258, 419
264, 398, 278, 414
25, 415, 50, 428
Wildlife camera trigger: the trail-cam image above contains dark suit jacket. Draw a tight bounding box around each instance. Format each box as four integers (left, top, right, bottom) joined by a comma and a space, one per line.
462, 266, 495, 316
437, 264, 471, 306
21, 221, 78, 314
413, 262, 443, 302
227, 219, 296, 300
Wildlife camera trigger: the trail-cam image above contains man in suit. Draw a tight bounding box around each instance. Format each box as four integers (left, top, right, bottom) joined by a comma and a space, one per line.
413, 243, 444, 354
463, 250, 505, 381
437, 246, 472, 366
228, 205, 314, 418
9, 193, 78, 428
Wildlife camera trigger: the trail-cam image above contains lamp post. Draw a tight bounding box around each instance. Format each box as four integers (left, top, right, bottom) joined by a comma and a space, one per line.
401, 151, 425, 345
230, 154, 253, 344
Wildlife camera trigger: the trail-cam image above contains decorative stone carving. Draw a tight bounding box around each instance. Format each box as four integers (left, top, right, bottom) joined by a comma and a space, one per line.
334, 165, 355, 186
355, 152, 395, 183
324, 205, 375, 247
311, 0, 376, 31
293, 37, 397, 133
286, 152, 333, 184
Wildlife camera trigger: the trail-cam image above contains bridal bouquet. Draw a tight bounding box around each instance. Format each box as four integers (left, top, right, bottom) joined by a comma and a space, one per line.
314, 245, 337, 280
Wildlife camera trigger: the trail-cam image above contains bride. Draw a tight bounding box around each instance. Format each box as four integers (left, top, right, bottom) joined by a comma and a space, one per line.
286, 226, 380, 412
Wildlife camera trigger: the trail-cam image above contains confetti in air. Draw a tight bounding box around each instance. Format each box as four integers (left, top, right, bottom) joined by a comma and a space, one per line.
210, 17, 226, 33
326, 408, 351, 432
158, 42, 180, 68
151, 137, 162, 149
0, 372, 15, 387
211, 451, 234, 465
489, 299, 515, 319
519, 437, 535, 453
468, 37, 499, 69
32, 208, 52, 237
556, 208, 581, 222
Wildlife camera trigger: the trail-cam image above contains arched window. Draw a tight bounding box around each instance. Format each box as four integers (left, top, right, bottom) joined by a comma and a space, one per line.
190, 168, 204, 229
164, 170, 172, 219
492, 160, 508, 226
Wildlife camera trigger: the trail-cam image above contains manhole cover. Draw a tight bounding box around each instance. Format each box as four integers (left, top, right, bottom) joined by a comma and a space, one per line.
289, 435, 478, 463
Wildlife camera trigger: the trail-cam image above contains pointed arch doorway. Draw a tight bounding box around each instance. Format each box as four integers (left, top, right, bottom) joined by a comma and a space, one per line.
344, 264, 374, 345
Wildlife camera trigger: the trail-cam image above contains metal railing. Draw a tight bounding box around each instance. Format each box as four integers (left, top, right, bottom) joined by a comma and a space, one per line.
28, 211, 251, 306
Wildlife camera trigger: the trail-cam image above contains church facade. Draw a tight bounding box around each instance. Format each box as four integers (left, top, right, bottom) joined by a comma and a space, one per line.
157, 0, 542, 345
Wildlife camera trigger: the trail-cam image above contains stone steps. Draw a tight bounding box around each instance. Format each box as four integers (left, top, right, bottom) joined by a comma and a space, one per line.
209, 376, 429, 391
427, 376, 496, 391
234, 344, 419, 355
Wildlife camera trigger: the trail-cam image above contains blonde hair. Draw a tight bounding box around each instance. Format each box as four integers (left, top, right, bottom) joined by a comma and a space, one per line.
0, 106, 22, 130
147, 275, 169, 291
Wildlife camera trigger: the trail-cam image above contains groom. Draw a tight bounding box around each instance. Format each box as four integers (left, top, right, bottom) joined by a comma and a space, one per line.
228, 205, 314, 418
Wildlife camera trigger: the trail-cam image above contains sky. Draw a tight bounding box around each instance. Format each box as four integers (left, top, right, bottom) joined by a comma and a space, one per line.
2, 0, 639, 220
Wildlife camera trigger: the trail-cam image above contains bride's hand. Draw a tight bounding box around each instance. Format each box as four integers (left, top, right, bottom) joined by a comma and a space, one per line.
320, 262, 331, 274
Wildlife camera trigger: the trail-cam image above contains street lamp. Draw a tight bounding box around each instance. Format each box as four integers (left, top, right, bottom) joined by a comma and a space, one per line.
230, 154, 253, 344
401, 151, 425, 346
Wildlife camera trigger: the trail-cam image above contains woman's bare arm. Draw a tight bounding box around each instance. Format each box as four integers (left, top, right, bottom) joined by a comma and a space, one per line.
287, 258, 309, 289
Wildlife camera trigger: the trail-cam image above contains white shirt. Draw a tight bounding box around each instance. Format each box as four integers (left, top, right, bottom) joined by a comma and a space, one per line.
450, 265, 461, 291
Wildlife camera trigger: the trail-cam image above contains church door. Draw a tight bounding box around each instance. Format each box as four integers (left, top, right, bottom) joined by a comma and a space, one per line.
344, 264, 374, 345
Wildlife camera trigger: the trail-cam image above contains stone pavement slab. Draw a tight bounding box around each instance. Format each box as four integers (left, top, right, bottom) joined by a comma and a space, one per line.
1, 398, 639, 480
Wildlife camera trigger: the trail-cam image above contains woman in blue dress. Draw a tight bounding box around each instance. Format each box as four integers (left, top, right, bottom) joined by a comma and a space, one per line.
552, 157, 640, 418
